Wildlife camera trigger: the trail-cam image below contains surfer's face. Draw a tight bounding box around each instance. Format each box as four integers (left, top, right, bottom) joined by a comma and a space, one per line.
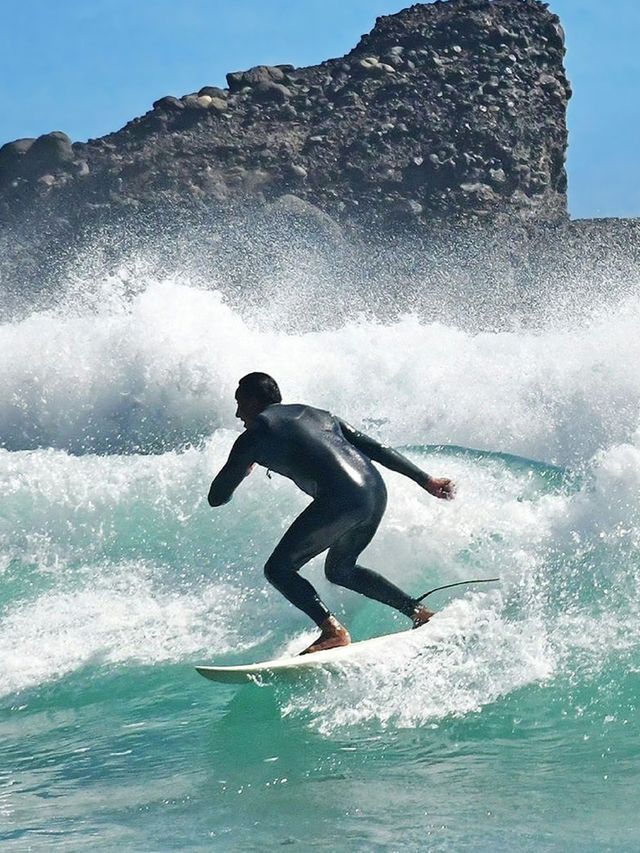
235, 388, 263, 428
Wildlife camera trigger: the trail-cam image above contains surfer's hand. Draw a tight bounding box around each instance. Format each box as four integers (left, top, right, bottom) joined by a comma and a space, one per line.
424, 476, 455, 500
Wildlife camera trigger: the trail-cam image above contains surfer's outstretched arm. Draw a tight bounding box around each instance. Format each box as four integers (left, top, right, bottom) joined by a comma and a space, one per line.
337, 419, 454, 499
208, 430, 257, 506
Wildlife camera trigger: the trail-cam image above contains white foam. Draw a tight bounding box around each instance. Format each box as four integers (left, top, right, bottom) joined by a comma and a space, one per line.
0, 442, 277, 696
279, 594, 555, 733
278, 559, 638, 734
2, 424, 639, 702
1, 278, 640, 462
0, 567, 246, 696
2, 272, 640, 715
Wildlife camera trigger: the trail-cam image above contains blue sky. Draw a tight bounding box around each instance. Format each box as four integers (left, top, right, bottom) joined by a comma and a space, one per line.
1, 0, 638, 219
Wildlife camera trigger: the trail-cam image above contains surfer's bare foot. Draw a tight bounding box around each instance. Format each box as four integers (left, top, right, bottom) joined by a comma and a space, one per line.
411, 605, 434, 628
300, 616, 351, 655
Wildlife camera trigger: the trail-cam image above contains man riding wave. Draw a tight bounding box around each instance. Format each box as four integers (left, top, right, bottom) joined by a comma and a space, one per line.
208, 373, 454, 654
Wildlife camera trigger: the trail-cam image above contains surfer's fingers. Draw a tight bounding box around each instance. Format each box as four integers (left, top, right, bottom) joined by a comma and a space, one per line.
437, 482, 455, 499
428, 477, 455, 499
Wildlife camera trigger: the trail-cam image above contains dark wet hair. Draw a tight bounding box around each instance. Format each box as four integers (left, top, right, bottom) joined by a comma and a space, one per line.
237, 372, 282, 406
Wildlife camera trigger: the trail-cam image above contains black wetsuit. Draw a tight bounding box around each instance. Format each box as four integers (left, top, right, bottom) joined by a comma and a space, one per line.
208, 403, 428, 626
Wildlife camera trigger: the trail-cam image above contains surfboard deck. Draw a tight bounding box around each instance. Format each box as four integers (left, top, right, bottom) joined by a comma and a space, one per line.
195, 626, 422, 684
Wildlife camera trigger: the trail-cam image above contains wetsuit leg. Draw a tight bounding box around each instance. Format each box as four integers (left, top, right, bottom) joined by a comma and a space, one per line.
264, 500, 361, 626
324, 495, 418, 617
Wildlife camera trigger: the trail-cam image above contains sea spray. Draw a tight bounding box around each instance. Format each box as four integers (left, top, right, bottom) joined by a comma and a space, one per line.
2, 278, 640, 462
1, 269, 639, 851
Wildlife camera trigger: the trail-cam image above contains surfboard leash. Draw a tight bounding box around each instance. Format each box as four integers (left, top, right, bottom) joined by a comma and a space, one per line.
416, 577, 500, 602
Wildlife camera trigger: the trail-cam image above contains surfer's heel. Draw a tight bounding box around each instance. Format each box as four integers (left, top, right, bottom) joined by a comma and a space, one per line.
411, 605, 434, 629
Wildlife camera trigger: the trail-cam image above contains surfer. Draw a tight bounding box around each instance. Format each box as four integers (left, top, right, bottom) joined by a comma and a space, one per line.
208, 373, 454, 654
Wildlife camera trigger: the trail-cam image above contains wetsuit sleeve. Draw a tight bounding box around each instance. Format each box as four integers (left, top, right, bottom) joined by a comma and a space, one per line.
337, 419, 429, 485
208, 429, 258, 507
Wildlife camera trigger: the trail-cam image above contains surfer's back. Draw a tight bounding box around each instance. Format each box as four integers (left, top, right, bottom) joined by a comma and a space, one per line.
253, 403, 379, 497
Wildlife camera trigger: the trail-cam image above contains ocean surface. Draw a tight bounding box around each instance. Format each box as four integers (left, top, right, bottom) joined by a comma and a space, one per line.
1, 263, 639, 851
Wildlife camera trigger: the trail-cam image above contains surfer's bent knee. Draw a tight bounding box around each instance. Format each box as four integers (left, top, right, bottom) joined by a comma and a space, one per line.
324, 559, 354, 586
264, 555, 292, 586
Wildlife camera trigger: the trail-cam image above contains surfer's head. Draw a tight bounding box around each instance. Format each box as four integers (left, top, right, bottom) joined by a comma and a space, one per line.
235, 372, 282, 427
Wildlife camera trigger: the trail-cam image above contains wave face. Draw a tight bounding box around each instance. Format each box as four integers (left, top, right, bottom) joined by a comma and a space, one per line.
1, 259, 639, 852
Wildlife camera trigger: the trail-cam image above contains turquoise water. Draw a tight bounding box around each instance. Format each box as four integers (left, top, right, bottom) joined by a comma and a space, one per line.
2, 278, 640, 851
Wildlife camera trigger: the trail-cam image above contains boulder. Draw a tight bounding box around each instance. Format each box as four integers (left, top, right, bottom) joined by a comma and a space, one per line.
391, 198, 424, 218
24, 132, 74, 174
198, 86, 227, 99
460, 182, 498, 204
226, 65, 285, 91
183, 94, 209, 110
286, 164, 307, 180
0, 138, 35, 178
355, 56, 394, 75
153, 95, 185, 112
252, 82, 291, 103
260, 194, 343, 243
208, 97, 228, 113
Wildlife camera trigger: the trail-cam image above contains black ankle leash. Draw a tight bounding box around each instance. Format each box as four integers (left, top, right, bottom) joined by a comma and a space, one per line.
416, 577, 500, 602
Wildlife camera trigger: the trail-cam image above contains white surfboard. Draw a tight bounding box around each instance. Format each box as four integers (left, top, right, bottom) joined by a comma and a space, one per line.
195, 626, 423, 684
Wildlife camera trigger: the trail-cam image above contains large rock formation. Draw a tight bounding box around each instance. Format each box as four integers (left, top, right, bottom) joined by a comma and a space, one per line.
3, 0, 636, 330
0, 0, 570, 232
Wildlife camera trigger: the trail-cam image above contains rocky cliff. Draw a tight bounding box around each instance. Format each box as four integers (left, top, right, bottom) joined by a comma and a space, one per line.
0, 0, 570, 232
3, 0, 636, 329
